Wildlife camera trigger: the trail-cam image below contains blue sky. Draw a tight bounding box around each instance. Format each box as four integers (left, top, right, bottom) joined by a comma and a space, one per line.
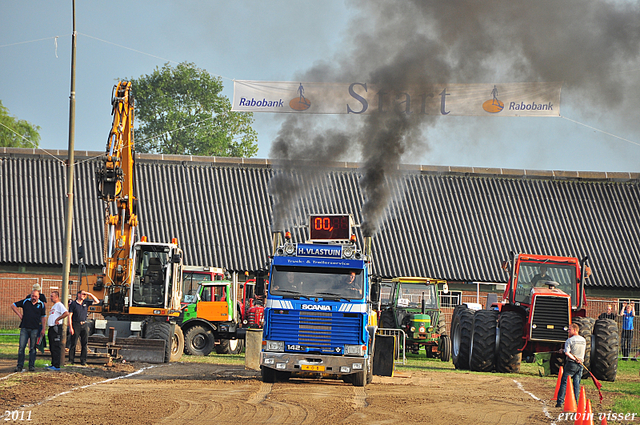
1, 1, 639, 172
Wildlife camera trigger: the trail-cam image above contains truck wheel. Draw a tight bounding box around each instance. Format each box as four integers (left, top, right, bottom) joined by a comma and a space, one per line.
451, 305, 473, 370
469, 309, 497, 372
219, 338, 244, 354
261, 366, 276, 383
439, 335, 451, 362
591, 318, 618, 382
184, 325, 215, 356
352, 369, 366, 387
496, 311, 523, 373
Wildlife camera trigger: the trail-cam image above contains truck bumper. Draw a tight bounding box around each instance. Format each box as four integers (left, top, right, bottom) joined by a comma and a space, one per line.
260, 352, 366, 376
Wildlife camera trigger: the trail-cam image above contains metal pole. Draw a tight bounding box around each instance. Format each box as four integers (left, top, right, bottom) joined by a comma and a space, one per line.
60, 0, 77, 367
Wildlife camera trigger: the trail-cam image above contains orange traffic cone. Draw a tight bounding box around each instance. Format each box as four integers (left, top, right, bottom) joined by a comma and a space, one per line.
600, 413, 608, 425
552, 366, 564, 401
563, 376, 577, 413
585, 399, 594, 425
575, 386, 586, 425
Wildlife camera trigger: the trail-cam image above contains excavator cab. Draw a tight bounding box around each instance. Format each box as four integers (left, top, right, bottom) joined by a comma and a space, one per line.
130, 242, 183, 314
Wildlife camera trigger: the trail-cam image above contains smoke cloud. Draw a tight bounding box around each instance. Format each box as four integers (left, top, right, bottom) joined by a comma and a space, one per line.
269, 0, 640, 235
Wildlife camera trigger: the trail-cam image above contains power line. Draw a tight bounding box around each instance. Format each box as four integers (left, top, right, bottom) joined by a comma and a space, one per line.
561, 116, 640, 148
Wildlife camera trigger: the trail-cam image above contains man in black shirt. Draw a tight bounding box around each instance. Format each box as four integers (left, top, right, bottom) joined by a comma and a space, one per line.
11, 290, 46, 372
68, 290, 98, 366
598, 304, 617, 320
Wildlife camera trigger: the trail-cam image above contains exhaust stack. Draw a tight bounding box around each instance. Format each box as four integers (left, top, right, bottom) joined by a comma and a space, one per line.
271, 231, 283, 256
364, 236, 372, 259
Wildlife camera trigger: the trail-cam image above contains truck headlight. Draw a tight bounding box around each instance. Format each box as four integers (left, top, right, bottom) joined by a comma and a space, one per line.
345, 344, 366, 356
265, 340, 285, 352
343, 245, 354, 258
284, 243, 295, 255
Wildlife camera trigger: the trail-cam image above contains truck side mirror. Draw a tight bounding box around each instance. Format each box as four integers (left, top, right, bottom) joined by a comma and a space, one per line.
78, 245, 85, 260
172, 253, 182, 263
370, 280, 381, 304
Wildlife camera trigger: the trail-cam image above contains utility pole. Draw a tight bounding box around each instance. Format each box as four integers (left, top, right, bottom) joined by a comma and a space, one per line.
60, 0, 77, 367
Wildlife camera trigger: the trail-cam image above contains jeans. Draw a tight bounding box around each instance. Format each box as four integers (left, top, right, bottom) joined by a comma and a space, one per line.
69, 322, 88, 364
557, 360, 582, 406
48, 325, 63, 368
17, 328, 39, 370
621, 329, 633, 358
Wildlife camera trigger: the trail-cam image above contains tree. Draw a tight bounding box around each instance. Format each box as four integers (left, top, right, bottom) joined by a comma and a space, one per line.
126, 62, 258, 157
0, 100, 40, 148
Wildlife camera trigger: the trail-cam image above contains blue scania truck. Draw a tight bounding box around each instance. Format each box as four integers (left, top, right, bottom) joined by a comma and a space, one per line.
260, 214, 381, 386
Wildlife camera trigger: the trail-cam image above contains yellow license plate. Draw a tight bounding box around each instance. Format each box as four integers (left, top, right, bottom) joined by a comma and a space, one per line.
301, 365, 325, 372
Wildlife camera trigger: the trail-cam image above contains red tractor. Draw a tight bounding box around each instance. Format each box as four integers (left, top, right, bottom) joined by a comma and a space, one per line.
240, 273, 266, 329
451, 253, 618, 381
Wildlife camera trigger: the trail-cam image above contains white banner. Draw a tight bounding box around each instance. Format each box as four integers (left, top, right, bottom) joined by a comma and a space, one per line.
232, 80, 562, 117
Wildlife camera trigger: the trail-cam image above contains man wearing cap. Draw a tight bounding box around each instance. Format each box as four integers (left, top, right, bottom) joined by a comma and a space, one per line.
68, 290, 98, 366
46, 291, 69, 371
10, 290, 47, 372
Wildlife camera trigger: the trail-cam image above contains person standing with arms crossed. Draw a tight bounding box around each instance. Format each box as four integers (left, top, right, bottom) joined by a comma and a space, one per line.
68, 290, 98, 366
46, 291, 69, 371
10, 290, 46, 372
555, 323, 586, 408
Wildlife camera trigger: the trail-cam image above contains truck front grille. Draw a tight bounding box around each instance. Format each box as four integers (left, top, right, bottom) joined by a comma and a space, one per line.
269, 310, 363, 351
530, 296, 570, 342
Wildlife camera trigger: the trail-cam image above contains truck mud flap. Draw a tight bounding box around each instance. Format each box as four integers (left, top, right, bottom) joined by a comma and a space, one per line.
373, 334, 395, 376
89, 336, 166, 363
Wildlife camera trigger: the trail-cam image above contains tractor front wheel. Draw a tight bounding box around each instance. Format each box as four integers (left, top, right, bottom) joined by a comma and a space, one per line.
439, 335, 451, 362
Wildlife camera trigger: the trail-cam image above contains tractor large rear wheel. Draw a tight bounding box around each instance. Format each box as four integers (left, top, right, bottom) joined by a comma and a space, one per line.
469, 310, 497, 372
496, 311, 523, 373
591, 318, 618, 382
573, 316, 595, 376
451, 305, 473, 370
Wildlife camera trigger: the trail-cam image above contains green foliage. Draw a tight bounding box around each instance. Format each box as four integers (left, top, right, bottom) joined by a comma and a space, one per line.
125, 62, 258, 157
0, 101, 40, 148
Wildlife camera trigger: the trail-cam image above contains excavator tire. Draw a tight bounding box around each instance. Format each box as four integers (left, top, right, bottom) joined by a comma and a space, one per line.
146, 321, 182, 363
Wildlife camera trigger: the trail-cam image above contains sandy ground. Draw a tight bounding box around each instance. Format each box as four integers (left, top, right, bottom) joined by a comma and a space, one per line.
0, 358, 571, 424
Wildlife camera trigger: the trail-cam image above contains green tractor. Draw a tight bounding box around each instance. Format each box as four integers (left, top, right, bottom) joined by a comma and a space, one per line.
179, 277, 245, 356
379, 277, 451, 361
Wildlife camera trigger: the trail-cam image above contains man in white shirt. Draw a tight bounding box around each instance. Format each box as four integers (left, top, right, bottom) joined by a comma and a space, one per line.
555, 323, 586, 408
46, 291, 69, 371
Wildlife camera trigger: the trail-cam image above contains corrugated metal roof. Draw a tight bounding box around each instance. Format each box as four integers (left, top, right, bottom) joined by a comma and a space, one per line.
1, 150, 639, 289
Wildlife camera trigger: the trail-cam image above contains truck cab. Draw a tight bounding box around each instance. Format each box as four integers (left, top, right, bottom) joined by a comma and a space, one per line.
260, 214, 379, 387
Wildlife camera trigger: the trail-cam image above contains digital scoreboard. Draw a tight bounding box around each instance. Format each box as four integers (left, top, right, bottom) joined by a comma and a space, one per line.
309, 214, 352, 241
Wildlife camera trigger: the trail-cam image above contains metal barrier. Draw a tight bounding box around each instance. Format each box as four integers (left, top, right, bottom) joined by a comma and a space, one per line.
377, 328, 407, 365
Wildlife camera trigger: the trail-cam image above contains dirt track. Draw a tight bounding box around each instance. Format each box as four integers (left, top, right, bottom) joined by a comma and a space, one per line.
0, 359, 561, 424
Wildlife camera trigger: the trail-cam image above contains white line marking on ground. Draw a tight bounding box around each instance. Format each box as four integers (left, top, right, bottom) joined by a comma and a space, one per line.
513, 379, 557, 425
0, 364, 163, 419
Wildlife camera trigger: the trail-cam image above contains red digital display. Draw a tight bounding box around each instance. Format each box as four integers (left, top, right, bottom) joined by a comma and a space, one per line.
309, 214, 351, 241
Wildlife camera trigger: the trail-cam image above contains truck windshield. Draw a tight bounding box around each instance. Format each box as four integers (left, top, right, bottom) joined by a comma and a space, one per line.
270, 266, 364, 300
396, 283, 438, 309
182, 272, 214, 304
515, 262, 577, 305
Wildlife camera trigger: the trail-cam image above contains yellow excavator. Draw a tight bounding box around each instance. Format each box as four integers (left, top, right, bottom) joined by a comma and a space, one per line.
81, 81, 184, 363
